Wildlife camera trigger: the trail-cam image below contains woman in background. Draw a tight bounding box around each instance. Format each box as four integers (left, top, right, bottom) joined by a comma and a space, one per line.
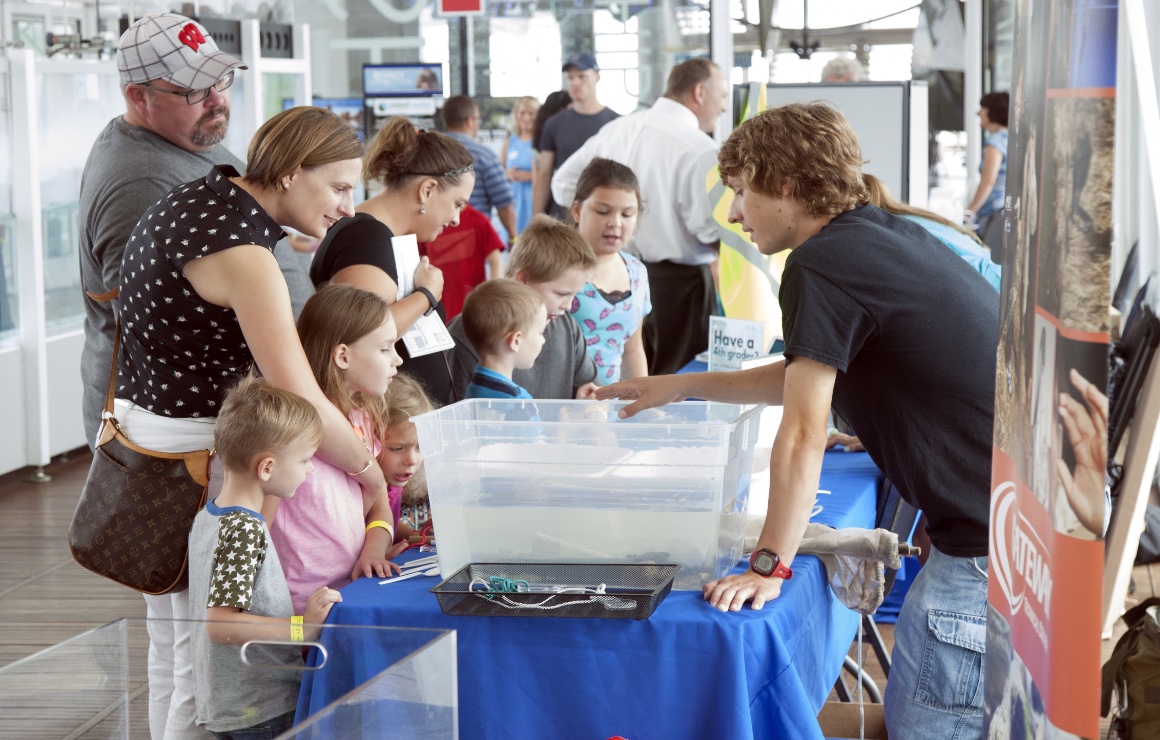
532, 90, 571, 152
966, 91, 1009, 230
864, 174, 1001, 292
502, 96, 539, 236
310, 117, 474, 403
531, 90, 571, 216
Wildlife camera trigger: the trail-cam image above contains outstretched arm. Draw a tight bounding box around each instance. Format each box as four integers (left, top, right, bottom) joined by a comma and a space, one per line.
184, 246, 387, 499
496, 204, 518, 240
595, 358, 787, 417
532, 150, 556, 215
703, 357, 836, 611
967, 145, 1003, 216
206, 586, 341, 644
352, 489, 406, 581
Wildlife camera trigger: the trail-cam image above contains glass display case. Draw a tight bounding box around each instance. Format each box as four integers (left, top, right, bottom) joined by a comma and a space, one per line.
0, 619, 457, 739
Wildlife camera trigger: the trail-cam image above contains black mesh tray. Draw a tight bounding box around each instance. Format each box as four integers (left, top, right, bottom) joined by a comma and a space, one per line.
430, 562, 679, 620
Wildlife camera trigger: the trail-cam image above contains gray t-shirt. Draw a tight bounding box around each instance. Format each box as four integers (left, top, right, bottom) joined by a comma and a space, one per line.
78, 117, 314, 443
188, 502, 301, 733
539, 107, 620, 168
447, 312, 596, 403
539, 108, 619, 216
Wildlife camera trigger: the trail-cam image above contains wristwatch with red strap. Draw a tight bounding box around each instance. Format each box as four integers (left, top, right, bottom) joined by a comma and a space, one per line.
749, 548, 793, 580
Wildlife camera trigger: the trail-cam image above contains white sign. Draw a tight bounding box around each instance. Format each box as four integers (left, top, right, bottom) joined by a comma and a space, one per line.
391, 234, 456, 358
708, 316, 766, 372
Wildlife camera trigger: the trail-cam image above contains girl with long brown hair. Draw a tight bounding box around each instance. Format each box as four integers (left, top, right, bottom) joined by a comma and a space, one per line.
267, 284, 405, 614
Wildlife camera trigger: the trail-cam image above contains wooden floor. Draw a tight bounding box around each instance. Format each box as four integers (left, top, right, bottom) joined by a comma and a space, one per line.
0, 451, 151, 739
0, 451, 146, 661
0, 451, 1147, 738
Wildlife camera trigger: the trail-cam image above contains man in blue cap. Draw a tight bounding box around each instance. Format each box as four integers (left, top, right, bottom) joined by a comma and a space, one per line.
533, 51, 619, 218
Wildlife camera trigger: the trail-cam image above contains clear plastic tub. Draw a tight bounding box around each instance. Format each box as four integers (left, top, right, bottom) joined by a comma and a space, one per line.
412, 400, 762, 590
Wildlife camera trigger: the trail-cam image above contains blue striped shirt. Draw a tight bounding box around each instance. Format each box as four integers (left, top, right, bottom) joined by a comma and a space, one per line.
465, 366, 533, 400
447, 132, 513, 214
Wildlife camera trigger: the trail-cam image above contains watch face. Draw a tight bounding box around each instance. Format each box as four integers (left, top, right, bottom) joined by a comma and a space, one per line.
753, 552, 776, 574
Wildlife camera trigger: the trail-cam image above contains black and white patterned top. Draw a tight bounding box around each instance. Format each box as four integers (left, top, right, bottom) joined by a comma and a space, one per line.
117, 165, 283, 418
206, 509, 267, 610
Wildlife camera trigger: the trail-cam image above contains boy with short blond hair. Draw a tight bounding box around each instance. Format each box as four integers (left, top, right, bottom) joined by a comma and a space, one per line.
461, 279, 549, 400
448, 215, 598, 401
507, 214, 598, 281
188, 376, 342, 738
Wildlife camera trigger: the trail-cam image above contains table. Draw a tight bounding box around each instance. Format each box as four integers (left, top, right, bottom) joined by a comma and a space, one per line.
298, 451, 881, 740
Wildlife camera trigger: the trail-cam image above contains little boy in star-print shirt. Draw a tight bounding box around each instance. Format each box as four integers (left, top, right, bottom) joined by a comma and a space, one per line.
187, 377, 341, 737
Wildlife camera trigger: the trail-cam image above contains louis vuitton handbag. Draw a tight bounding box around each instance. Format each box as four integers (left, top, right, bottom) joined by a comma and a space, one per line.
69, 290, 213, 594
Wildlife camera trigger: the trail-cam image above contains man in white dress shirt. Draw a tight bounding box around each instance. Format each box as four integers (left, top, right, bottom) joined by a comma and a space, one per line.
551, 58, 729, 375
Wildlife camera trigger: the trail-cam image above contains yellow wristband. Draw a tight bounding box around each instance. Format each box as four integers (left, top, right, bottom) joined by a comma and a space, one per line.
349, 459, 374, 477
366, 519, 395, 538
290, 615, 304, 642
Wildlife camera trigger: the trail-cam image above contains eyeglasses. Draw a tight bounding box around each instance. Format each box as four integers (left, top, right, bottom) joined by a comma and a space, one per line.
138, 70, 235, 105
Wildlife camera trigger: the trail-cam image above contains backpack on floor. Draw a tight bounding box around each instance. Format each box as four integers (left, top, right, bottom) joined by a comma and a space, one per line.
1102, 597, 1160, 739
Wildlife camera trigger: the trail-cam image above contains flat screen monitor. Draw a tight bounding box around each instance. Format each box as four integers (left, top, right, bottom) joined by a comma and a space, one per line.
363, 63, 444, 98
317, 97, 366, 140
281, 97, 366, 139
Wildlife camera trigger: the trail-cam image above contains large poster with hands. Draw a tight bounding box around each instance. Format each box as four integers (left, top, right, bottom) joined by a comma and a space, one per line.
985, 0, 1116, 737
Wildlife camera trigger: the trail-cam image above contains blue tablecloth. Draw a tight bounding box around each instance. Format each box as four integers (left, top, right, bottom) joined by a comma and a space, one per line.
298, 451, 880, 739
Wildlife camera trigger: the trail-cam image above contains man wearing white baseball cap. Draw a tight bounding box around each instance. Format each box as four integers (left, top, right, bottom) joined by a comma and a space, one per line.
116, 12, 244, 95
77, 13, 311, 740
81, 14, 314, 456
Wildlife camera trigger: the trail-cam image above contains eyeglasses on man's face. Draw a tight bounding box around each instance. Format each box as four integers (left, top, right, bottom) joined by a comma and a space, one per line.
139, 70, 235, 105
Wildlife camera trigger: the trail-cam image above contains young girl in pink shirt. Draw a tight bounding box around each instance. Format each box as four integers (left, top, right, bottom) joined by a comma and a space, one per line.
266, 284, 407, 613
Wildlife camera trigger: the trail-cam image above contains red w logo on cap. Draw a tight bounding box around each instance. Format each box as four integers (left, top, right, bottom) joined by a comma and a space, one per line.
177, 23, 206, 52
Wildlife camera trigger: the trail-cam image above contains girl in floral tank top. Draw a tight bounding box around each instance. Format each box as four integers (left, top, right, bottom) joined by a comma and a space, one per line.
568, 158, 651, 384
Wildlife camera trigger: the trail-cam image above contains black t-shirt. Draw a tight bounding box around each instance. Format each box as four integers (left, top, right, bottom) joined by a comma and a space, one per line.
311, 214, 452, 403
780, 205, 999, 558
117, 165, 282, 418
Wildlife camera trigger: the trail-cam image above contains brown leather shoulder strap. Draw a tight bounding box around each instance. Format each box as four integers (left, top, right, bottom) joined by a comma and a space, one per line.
104, 317, 120, 417
87, 285, 122, 416
86, 288, 119, 302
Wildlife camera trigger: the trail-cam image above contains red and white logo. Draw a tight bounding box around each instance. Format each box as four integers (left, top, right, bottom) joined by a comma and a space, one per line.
177, 23, 206, 52
991, 481, 1054, 620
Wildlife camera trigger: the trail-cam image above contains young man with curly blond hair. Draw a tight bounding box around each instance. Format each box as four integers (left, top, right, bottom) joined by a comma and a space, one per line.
597, 102, 999, 738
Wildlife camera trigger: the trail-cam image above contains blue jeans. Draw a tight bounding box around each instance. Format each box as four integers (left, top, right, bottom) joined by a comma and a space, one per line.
884, 546, 988, 739
211, 710, 295, 740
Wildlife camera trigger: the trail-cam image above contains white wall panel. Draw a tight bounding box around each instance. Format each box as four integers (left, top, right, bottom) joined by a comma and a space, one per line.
46, 329, 85, 455
0, 347, 27, 473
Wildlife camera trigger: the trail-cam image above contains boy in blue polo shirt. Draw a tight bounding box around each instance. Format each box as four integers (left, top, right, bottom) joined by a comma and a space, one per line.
461, 279, 548, 400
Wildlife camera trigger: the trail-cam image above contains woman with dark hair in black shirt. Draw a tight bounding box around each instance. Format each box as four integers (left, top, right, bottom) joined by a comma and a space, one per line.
311, 116, 475, 402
